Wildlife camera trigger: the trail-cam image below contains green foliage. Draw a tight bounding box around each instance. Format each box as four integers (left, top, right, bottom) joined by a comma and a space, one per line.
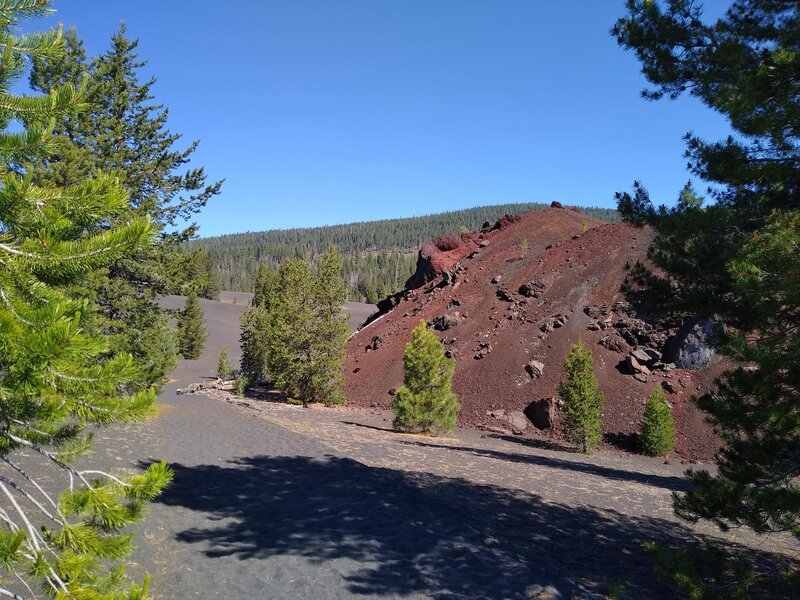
167, 247, 221, 300
0, 4, 172, 597
217, 347, 233, 380
177, 292, 207, 360
234, 376, 247, 397
252, 262, 276, 308
28, 24, 224, 389
190, 202, 620, 299
614, 0, 799, 546
239, 302, 270, 385
644, 539, 798, 600
639, 387, 675, 457
557, 341, 604, 454
393, 321, 460, 434
260, 247, 349, 405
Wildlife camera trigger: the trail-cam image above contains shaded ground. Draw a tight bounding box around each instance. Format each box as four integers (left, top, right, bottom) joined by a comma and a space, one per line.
68, 295, 795, 599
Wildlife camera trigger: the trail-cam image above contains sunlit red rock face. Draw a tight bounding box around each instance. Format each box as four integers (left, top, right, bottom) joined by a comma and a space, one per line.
345, 207, 722, 461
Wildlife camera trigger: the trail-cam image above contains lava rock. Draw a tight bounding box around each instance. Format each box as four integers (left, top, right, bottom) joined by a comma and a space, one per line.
496, 288, 515, 302
430, 312, 462, 331
524, 360, 545, 379
365, 336, 384, 352
474, 342, 492, 360
626, 355, 650, 375
506, 411, 529, 435
525, 398, 555, 430
519, 279, 545, 298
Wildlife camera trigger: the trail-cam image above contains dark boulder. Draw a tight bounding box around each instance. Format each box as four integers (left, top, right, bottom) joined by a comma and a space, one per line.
525, 398, 555, 430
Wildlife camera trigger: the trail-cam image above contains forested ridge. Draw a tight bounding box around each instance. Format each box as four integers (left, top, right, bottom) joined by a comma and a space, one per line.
192, 202, 619, 300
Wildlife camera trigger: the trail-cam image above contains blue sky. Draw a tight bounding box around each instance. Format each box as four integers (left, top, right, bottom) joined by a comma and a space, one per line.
41, 1, 732, 237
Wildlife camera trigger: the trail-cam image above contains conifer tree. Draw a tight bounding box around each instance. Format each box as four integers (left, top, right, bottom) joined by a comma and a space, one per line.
252, 262, 276, 308
393, 320, 460, 434
310, 246, 349, 405
252, 249, 349, 404
177, 292, 207, 360
217, 347, 233, 380
238, 264, 276, 385
614, 0, 799, 543
639, 387, 676, 457
239, 302, 270, 385
170, 247, 221, 300
264, 259, 316, 401
28, 25, 223, 390
0, 3, 171, 597
557, 342, 604, 454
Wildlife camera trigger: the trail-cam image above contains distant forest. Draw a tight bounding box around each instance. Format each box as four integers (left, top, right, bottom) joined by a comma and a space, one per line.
191, 202, 620, 302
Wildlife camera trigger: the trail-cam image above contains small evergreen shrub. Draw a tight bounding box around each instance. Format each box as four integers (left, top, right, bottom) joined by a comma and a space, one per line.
393, 320, 460, 434
177, 292, 207, 359
639, 387, 676, 456
217, 347, 233, 379
557, 341, 605, 454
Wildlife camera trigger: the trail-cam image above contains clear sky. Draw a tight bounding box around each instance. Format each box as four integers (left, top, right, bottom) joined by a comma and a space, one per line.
41, 1, 732, 238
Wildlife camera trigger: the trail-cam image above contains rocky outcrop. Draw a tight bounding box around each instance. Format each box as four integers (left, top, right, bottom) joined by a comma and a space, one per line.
663, 317, 718, 370
430, 312, 463, 331
518, 279, 545, 298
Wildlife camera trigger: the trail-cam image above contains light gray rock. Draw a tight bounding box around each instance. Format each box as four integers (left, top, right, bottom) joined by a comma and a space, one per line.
524, 360, 545, 379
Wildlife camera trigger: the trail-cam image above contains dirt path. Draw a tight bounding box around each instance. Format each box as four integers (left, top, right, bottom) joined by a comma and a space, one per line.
81, 298, 795, 600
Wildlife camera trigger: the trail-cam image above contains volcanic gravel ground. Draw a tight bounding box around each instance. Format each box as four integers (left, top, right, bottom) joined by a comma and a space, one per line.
7, 294, 788, 599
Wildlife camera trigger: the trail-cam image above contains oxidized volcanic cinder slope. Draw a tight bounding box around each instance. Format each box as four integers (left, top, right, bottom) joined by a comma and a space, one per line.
345, 207, 721, 460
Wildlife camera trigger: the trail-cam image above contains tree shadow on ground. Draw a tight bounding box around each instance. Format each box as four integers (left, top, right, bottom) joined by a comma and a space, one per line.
604, 431, 641, 454
483, 432, 576, 453
399, 440, 691, 492
342, 420, 397, 434
151, 455, 789, 599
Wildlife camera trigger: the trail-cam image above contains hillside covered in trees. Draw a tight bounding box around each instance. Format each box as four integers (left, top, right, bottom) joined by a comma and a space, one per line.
192, 202, 619, 300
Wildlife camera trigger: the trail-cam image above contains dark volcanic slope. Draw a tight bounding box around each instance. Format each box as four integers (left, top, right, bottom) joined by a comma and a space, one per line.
345, 208, 719, 460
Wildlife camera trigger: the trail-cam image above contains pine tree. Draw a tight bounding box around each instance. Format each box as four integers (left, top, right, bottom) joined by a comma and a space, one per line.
614, 1, 799, 542
393, 320, 460, 434
0, 3, 171, 597
309, 246, 349, 405
173, 247, 221, 300
557, 342, 605, 454
264, 259, 316, 401
239, 302, 270, 385
255, 249, 348, 404
217, 347, 233, 380
177, 292, 207, 360
238, 264, 276, 385
252, 262, 276, 307
639, 387, 676, 457
28, 25, 224, 390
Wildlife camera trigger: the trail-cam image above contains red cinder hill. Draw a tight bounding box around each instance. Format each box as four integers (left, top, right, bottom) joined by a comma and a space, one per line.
345, 207, 723, 461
